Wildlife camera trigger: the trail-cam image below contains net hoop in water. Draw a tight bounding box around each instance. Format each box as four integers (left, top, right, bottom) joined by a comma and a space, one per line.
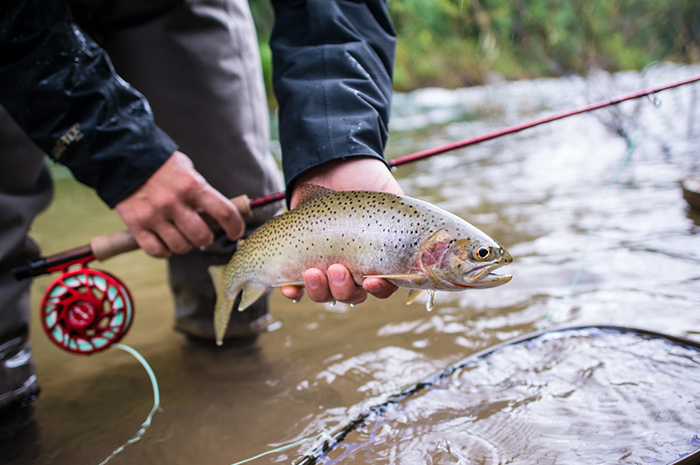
295, 325, 700, 465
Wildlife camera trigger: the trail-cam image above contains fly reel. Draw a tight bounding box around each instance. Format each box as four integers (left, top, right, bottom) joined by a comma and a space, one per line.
40, 264, 134, 355
11, 194, 254, 355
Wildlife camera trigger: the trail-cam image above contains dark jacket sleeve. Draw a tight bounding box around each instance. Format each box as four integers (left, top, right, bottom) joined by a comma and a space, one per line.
0, 0, 177, 208
270, 0, 396, 205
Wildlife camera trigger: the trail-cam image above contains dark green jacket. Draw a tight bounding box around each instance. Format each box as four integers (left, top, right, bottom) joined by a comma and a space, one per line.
0, 0, 395, 207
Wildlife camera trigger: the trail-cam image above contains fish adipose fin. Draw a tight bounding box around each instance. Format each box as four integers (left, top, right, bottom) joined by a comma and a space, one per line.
295, 184, 334, 206
406, 289, 427, 305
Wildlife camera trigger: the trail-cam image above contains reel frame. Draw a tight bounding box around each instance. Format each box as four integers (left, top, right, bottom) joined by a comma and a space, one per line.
40, 258, 134, 355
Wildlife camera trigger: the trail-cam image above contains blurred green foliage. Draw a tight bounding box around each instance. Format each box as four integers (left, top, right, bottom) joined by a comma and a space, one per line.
250, 0, 699, 94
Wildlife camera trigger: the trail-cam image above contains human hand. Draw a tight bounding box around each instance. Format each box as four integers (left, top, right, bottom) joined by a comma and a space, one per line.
281, 157, 404, 305
114, 151, 244, 258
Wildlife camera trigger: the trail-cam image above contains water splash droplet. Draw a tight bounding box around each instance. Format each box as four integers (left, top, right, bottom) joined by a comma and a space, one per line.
292, 299, 299, 304
426, 290, 435, 312
329, 301, 336, 307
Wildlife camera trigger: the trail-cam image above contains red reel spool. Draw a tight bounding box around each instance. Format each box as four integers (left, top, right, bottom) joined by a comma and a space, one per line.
41, 267, 134, 355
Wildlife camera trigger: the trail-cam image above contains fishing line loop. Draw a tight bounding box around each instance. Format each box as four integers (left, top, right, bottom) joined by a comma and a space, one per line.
538, 129, 641, 330
97, 343, 161, 465
647, 93, 662, 107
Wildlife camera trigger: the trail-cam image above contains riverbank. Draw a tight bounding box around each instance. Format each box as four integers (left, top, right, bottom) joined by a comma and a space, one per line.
250, 0, 700, 95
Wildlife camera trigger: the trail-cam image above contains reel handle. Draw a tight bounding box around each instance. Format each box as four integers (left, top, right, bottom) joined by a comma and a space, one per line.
89, 194, 252, 261
12, 194, 253, 279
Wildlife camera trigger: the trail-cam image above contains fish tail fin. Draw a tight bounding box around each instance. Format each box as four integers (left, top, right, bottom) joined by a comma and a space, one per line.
238, 285, 269, 312
209, 265, 269, 346
209, 265, 240, 346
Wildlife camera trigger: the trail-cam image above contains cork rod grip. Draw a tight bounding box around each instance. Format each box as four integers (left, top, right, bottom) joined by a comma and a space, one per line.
90, 194, 251, 261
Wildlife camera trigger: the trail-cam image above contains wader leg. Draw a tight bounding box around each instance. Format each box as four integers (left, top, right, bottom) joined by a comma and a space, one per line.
98, 0, 284, 341
0, 106, 53, 408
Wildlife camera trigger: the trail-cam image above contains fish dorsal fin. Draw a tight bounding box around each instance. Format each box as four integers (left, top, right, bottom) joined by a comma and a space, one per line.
295, 184, 334, 207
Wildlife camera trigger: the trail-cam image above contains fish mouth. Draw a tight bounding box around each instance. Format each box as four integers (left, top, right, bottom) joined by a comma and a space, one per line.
457, 262, 512, 289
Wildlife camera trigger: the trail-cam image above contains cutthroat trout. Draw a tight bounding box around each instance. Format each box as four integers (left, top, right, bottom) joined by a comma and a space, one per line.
210, 185, 512, 345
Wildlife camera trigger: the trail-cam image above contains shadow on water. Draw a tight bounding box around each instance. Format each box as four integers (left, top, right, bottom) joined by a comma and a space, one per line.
5, 64, 700, 464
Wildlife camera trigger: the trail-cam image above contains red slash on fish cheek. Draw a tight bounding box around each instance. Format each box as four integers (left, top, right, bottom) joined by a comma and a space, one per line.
449, 281, 475, 289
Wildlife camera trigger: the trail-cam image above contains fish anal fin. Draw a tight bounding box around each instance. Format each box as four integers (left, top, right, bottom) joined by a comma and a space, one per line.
238, 285, 269, 312
295, 184, 334, 207
406, 289, 427, 305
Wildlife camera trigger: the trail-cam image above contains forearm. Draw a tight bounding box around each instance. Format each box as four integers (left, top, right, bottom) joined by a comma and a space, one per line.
0, 0, 175, 207
270, 0, 396, 204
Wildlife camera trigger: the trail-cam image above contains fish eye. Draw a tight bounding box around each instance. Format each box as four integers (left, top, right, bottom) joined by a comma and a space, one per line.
469, 243, 492, 261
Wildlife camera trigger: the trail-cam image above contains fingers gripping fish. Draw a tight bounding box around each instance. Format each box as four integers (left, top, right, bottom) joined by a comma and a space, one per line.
209, 185, 513, 345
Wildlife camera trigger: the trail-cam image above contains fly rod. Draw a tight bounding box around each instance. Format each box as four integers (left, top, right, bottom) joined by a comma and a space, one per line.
250, 74, 700, 208
13, 73, 700, 280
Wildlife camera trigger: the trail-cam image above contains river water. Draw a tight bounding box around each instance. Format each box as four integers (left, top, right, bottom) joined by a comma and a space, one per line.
5, 63, 700, 465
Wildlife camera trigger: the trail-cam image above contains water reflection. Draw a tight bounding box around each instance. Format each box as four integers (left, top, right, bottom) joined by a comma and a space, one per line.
11, 64, 700, 465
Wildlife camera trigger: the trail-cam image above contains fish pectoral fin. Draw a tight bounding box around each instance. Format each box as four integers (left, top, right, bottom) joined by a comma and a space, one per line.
238, 285, 269, 312
270, 281, 305, 288
364, 273, 425, 280
406, 289, 427, 305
